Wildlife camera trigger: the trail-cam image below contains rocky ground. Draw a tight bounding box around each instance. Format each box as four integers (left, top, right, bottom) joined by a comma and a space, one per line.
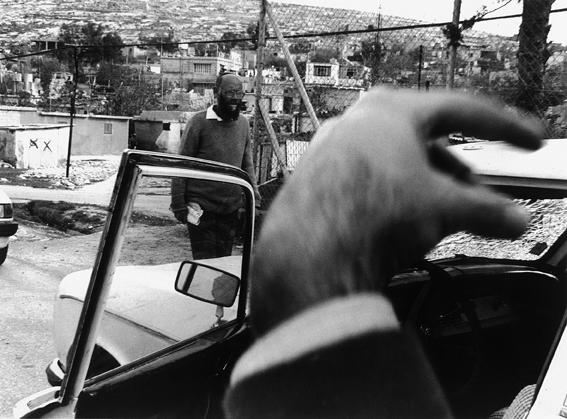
0, 157, 120, 190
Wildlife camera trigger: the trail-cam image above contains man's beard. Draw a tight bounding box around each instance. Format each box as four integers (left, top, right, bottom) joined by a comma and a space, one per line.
217, 95, 241, 121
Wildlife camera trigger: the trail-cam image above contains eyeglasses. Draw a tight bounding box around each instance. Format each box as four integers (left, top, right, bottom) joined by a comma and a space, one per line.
222, 90, 244, 99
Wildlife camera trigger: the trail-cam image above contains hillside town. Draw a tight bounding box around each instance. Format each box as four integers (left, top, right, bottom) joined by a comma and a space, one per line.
1, 0, 567, 180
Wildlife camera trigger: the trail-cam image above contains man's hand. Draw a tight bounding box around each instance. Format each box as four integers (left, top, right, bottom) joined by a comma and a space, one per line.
173, 209, 188, 223
249, 88, 544, 337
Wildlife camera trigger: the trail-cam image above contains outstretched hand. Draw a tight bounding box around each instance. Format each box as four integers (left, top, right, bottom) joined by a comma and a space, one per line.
249, 88, 544, 336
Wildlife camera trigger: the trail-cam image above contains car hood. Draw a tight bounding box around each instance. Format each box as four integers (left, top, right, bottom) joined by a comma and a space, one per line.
57, 256, 242, 342
449, 139, 567, 181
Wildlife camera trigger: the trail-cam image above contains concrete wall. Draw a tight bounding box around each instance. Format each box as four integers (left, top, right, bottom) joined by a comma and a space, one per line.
321, 88, 363, 111
155, 121, 183, 153
133, 120, 163, 151
0, 124, 70, 169
19, 112, 130, 155
134, 111, 199, 153
0, 106, 37, 126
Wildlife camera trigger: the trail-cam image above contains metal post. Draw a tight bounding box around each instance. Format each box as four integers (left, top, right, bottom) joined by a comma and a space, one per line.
66, 46, 79, 178
418, 45, 423, 90
447, 0, 461, 90
253, 1, 267, 170
265, 0, 320, 131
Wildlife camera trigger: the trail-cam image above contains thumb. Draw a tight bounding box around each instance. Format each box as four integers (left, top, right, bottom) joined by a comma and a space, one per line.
437, 178, 531, 240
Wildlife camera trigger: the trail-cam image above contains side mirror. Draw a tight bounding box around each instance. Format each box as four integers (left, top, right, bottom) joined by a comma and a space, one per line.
175, 261, 240, 307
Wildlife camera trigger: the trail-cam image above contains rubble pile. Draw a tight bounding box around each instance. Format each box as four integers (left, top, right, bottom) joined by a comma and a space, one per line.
20, 159, 120, 189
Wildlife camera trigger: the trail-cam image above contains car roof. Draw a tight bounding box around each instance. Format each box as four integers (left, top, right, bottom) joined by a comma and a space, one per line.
448, 139, 567, 183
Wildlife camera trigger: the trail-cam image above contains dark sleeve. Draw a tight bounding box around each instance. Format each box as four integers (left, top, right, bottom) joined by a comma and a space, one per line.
224, 329, 454, 419
170, 178, 187, 212
171, 116, 202, 211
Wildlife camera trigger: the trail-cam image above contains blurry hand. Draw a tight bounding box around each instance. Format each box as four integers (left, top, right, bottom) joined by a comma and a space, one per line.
250, 88, 543, 336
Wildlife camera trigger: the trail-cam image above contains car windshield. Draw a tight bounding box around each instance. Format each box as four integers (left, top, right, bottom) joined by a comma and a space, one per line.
427, 198, 567, 261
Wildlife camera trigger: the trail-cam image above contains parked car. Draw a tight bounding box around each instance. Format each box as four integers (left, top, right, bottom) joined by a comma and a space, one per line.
0, 188, 18, 265
14, 140, 567, 418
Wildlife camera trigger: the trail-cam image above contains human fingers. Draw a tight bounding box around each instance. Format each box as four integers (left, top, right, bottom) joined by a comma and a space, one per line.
359, 88, 544, 149
426, 142, 478, 185
422, 93, 543, 149
433, 174, 531, 240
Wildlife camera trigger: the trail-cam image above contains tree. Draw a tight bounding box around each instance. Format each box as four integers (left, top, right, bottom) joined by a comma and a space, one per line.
310, 47, 339, 63
3, 41, 36, 57
56, 22, 125, 79
17, 91, 33, 107
380, 44, 421, 83
289, 40, 311, 55
93, 63, 161, 116
359, 36, 383, 86
0, 73, 14, 95
95, 62, 135, 88
246, 22, 269, 50
100, 31, 125, 63
101, 82, 161, 116
31, 57, 63, 99
294, 60, 307, 78
516, 0, 555, 115
139, 28, 177, 53
219, 31, 245, 53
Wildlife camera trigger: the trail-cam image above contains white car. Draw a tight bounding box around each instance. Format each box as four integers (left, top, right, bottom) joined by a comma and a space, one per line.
0, 188, 18, 265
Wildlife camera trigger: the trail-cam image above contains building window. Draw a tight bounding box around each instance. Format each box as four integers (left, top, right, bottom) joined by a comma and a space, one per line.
163, 122, 171, 131
194, 64, 212, 74
346, 68, 357, 78
314, 65, 331, 77
104, 123, 113, 135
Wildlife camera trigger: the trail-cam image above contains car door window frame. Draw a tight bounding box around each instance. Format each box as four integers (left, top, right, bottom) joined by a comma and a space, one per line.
58, 151, 254, 410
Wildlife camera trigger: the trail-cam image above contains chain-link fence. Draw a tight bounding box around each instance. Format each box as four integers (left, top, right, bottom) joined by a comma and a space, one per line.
254, 1, 567, 221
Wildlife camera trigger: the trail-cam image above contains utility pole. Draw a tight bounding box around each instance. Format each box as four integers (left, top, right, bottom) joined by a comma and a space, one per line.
161, 34, 164, 110
447, 0, 461, 90
253, 0, 267, 170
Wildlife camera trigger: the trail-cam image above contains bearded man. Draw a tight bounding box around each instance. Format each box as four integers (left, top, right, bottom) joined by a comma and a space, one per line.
171, 73, 260, 260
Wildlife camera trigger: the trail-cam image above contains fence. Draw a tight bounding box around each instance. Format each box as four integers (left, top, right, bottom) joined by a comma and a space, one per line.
251, 1, 567, 217
1, 0, 567, 225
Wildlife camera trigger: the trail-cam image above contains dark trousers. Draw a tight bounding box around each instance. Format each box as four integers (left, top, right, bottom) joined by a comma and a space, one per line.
187, 210, 238, 260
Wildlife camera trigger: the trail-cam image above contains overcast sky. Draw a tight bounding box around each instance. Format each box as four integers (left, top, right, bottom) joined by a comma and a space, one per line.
278, 0, 567, 44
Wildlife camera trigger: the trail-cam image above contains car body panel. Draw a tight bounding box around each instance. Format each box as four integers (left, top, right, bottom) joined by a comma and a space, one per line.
53, 257, 242, 368
0, 187, 17, 252
449, 139, 567, 183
